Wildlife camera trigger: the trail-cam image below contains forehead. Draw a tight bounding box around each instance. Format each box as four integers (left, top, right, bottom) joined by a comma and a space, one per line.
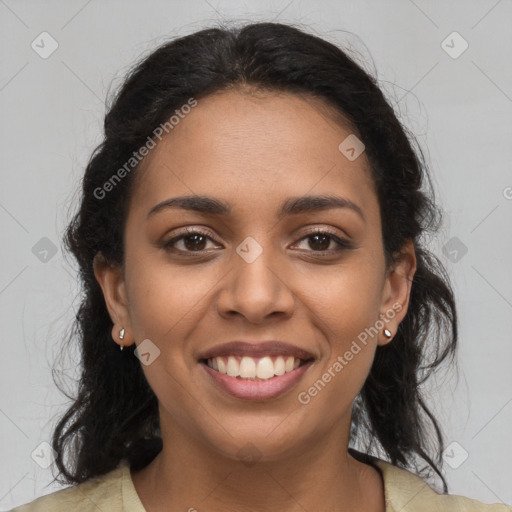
128, 89, 377, 222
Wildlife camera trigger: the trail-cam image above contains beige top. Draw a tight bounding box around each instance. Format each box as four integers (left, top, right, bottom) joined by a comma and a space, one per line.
10, 457, 512, 511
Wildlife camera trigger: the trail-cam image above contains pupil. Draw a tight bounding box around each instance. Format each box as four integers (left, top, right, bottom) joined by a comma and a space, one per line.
310, 234, 329, 250
183, 234, 330, 252
185, 235, 206, 251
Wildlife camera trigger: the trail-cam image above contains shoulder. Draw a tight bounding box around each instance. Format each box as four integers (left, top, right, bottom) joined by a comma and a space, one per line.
9, 460, 143, 512
374, 459, 512, 512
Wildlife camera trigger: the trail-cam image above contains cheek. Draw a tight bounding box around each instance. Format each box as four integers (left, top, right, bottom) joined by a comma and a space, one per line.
298, 258, 383, 387
125, 254, 214, 342
301, 259, 383, 336
296, 273, 381, 420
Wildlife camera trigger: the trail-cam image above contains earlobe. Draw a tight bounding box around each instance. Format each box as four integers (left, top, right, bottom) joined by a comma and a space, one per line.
93, 252, 133, 347
378, 239, 417, 346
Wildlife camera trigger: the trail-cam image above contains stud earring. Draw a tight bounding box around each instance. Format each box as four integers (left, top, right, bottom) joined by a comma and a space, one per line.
119, 328, 125, 351
383, 328, 392, 339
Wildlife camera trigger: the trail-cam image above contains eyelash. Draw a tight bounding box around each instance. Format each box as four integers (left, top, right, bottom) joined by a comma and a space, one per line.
163, 226, 353, 257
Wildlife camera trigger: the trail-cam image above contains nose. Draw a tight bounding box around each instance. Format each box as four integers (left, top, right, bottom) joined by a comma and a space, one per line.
216, 238, 295, 324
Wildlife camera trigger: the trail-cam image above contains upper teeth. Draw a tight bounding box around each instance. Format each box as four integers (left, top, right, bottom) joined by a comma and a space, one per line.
206, 355, 302, 379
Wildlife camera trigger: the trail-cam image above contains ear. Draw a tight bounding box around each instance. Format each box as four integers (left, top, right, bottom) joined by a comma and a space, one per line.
378, 239, 417, 346
93, 252, 133, 348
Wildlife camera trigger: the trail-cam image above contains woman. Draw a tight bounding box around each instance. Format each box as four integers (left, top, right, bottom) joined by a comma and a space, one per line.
11, 21, 511, 511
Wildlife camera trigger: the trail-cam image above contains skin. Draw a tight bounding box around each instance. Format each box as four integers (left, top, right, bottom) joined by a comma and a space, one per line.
94, 88, 416, 511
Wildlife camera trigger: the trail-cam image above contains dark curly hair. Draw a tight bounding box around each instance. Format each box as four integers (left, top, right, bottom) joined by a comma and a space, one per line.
51, 20, 457, 493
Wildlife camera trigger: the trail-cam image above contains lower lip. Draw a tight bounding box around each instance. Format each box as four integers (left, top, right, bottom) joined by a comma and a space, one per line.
200, 360, 314, 401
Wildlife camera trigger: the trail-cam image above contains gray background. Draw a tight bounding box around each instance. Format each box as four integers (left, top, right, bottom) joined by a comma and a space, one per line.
1, 0, 511, 509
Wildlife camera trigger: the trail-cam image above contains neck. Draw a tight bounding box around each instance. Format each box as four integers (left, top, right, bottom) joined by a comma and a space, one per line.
131, 420, 385, 512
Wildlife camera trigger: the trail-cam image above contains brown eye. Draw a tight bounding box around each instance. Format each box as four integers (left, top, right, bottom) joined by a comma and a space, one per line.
180, 233, 208, 251
163, 228, 219, 253
294, 228, 353, 253
306, 233, 332, 251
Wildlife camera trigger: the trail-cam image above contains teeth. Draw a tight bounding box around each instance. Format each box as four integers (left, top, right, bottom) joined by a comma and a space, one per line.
217, 357, 226, 374
274, 356, 285, 375
206, 355, 306, 380
256, 356, 275, 379
239, 356, 256, 378
227, 356, 240, 377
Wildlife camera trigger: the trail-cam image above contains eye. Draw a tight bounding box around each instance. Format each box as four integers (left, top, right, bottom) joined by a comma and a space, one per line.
163, 227, 220, 254
293, 228, 353, 254
162, 226, 353, 256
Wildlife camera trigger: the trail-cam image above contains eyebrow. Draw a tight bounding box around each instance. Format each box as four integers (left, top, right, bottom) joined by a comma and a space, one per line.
147, 194, 365, 221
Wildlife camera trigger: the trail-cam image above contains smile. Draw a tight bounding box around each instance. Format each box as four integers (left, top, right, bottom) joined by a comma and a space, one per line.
203, 354, 310, 379
200, 355, 315, 401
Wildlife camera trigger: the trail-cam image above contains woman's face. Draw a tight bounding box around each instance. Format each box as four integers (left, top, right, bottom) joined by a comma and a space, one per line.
95, 89, 415, 462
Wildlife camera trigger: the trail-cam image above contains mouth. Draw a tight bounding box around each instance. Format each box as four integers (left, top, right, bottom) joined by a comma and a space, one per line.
197, 340, 316, 401
199, 354, 315, 401
199, 354, 314, 380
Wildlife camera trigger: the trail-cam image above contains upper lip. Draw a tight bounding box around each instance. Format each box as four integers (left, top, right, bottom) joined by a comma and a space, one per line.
198, 341, 316, 361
